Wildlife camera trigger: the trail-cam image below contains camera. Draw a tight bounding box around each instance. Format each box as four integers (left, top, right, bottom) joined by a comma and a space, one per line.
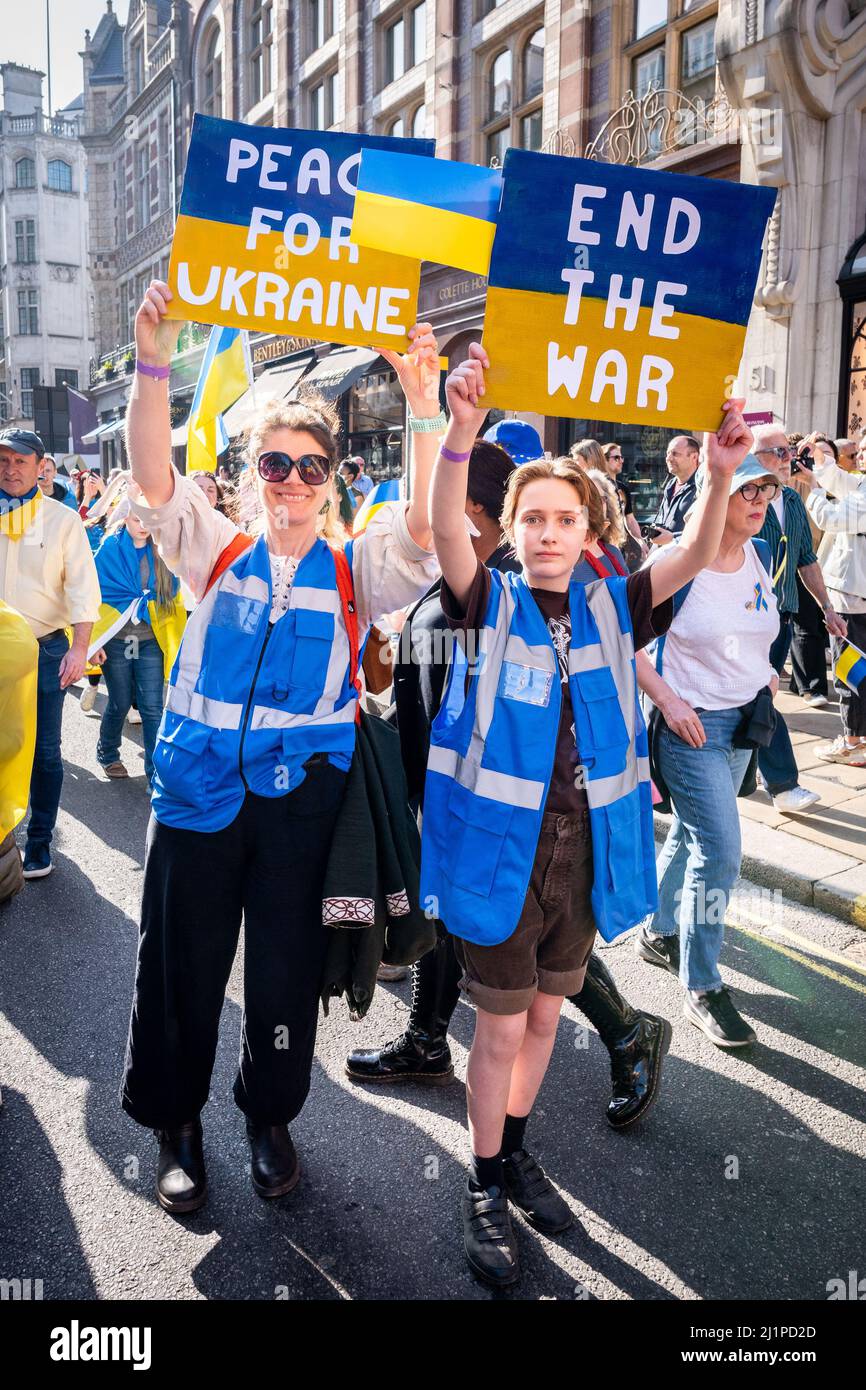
792, 450, 814, 474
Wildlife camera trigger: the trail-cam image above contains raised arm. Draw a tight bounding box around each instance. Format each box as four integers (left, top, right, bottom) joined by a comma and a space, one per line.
379, 321, 441, 551
126, 281, 183, 508
429, 343, 490, 608
646, 400, 753, 608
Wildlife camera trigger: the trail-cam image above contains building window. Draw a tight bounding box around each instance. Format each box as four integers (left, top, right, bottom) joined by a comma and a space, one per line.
411, 104, 426, 138
55, 368, 79, 390
309, 72, 336, 129
389, 116, 405, 138
20, 367, 40, 417
250, 0, 274, 107
385, 17, 406, 84
136, 144, 150, 229
202, 24, 223, 116
17, 290, 38, 336
635, 0, 668, 39
411, 2, 426, 66
634, 46, 665, 97
309, 0, 334, 51
131, 38, 145, 95
47, 159, 73, 193
482, 28, 544, 164
15, 218, 36, 263
15, 157, 36, 189
681, 17, 716, 102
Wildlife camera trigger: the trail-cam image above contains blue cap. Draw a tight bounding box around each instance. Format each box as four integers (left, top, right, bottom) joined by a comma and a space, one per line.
0, 427, 45, 459
483, 419, 544, 466
696, 453, 781, 496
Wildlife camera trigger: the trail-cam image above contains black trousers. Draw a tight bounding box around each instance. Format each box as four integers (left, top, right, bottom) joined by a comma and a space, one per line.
121, 764, 346, 1130
789, 576, 829, 697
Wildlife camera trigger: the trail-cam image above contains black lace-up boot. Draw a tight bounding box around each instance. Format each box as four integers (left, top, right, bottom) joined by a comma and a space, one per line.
568, 953, 672, 1130
345, 936, 460, 1084
154, 1118, 206, 1213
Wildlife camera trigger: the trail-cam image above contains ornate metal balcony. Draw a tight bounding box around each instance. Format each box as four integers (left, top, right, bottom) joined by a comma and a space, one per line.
585, 86, 738, 166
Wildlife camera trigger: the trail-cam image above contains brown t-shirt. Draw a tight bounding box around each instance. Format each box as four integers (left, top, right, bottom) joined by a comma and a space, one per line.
441, 560, 672, 813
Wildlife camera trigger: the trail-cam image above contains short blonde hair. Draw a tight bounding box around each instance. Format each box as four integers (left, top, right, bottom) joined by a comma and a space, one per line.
500, 457, 603, 545
241, 392, 344, 546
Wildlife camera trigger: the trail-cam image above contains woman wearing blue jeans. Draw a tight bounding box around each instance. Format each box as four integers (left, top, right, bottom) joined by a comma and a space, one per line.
635, 456, 782, 1047
93, 499, 184, 786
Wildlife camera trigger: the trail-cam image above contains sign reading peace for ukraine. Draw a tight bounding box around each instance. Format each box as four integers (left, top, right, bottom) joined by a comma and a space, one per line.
167, 116, 435, 350
482, 150, 776, 430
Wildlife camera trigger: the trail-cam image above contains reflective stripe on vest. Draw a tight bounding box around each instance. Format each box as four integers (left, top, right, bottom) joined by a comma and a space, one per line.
420, 569, 657, 946
151, 535, 358, 832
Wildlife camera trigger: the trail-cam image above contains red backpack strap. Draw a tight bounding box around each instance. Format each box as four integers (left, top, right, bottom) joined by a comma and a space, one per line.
331, 545, 361, 722
204, 531, 254, 597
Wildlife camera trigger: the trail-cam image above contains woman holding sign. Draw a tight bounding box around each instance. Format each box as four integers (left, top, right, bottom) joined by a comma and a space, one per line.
423, 342, 751, 1288
119, 281, 441, 1214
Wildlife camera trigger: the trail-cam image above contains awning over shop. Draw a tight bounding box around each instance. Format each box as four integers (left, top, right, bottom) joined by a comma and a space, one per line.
222, 353, 316, 438
81, 418, 123, 445
298, 346, 382, 401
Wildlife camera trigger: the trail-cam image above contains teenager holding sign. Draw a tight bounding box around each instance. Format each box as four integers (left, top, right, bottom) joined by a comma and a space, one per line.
424, 343, 752, 1287
119, 281, 441, 1213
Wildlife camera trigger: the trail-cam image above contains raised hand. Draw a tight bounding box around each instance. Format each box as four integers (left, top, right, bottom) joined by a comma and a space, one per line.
444, 341, 490, 434
135, 280, 183, 368
379, 322, 440, 417
704, 398, 752, 479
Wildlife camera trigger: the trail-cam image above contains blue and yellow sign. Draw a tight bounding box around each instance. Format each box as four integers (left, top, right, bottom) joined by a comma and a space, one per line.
481, 150, 776, 430
168, 116, 435, 351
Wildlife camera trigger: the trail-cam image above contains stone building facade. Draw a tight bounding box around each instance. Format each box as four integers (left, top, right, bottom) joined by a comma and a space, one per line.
0, 64, 94, 433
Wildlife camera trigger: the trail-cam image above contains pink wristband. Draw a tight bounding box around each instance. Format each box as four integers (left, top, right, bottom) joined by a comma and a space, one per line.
136, 359, 171, 380
440, 444, 472, 463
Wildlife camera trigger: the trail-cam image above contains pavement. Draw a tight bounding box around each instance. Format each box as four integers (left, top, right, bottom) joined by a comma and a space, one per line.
0, 682, 864, 1302
660, 686, 866, 930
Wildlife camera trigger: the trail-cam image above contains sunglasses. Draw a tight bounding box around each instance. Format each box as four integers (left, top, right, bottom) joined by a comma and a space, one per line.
257, 451, 332, 486
739, 480, 780, 501
755, 445, 792, 460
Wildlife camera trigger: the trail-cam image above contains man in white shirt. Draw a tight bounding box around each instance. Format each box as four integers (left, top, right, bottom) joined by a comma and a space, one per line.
0, 428, 101, 878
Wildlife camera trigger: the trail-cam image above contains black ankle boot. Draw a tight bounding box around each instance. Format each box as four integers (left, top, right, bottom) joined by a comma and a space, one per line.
154, 1118, 206, 1213
246, 1121, 300, 1198
345, 936, 460, 1085
569, 953, 672, 1130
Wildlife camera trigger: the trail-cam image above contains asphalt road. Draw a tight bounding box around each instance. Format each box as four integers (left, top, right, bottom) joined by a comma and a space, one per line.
1, 685, 865, 1302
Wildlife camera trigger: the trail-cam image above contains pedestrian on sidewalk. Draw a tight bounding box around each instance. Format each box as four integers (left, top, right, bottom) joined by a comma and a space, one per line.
647, 434, 701, 546
752, 424, 847, 812
600, 440, 647, 567
119, 281, 441, 1216
635, 457, 782, 1049
347, 437, 672, 1137
801, 451, 866, 766
92, 492, 185, 786
424, 341, 752, 1289
0, 428, 100, 880
786, 433, 835, 707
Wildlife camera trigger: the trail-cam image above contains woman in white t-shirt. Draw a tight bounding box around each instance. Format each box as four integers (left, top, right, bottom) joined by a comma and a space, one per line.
635, 456, 781, 1049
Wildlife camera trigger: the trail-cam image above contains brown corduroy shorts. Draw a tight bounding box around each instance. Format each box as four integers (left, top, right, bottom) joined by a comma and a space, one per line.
454, 809, 597, 1016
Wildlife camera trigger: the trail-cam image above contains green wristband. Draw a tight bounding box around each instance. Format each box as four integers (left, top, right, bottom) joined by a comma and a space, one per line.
408, 410, 447, 433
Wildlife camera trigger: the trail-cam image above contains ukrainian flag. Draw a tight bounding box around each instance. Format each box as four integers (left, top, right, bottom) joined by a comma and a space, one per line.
352, 150, 502, 276
186, 325, 251, 473
89, 529, 187, 680
835, 641, 866, 694
353, 477, 401, 537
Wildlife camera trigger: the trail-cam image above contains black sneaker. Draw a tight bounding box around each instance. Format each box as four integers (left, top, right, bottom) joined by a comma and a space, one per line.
462, 1179, 520, 1288
683, 988, 757, 1048
345, 1030, 454, 1085
502, 1149, 573, 1235
635, 926, 680, 977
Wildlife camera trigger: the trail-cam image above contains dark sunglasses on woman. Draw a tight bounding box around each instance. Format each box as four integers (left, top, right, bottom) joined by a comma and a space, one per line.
257, 451, 332, 486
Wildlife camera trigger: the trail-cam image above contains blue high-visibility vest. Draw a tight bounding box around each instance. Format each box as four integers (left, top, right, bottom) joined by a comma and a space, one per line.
151, 534, 357, 831
420, 570, 657, 945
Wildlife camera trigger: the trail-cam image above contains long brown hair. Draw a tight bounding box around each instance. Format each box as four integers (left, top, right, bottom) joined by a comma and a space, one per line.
240, 392, 344, 547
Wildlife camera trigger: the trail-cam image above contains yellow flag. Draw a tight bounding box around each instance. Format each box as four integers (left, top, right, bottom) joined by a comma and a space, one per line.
0, 601, 38, 839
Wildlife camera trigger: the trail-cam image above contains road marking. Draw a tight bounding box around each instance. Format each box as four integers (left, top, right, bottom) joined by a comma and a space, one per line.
727, 921, 866, 997
727, 905, 866, 976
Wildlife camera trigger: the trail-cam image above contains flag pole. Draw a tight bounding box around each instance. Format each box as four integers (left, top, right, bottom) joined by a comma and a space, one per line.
45, 0, 52, 119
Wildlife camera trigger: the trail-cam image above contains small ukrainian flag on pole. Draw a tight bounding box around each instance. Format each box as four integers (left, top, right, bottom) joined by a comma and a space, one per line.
834, 640, 866, 693
186, 326, 251, 473
351, 150, 502, 276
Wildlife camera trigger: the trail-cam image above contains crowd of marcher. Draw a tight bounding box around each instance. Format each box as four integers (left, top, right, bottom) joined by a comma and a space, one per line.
3, 278, 866, 1291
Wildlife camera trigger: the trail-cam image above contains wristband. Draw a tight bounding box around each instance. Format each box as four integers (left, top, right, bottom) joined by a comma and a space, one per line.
408, 410, 447, 433
440, 444, 472, 463
135, 359, 171, 380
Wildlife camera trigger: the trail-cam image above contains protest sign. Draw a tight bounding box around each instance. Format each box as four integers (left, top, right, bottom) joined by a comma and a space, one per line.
352, 150, 502, 275
482, 149, 776, 430
168, 116, 434, 351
